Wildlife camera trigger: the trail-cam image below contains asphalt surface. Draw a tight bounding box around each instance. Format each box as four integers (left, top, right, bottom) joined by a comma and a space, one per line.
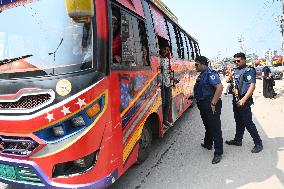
110, 78, 284, 189
110, 95, 270, 189
1, 79, 284, 189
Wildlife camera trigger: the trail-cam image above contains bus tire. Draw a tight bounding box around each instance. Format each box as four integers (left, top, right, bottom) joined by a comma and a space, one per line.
137, 125, 152, 164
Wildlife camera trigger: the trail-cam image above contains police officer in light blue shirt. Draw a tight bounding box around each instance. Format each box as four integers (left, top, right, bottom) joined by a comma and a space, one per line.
194, 56, 224, 164
225, 52, 263, 153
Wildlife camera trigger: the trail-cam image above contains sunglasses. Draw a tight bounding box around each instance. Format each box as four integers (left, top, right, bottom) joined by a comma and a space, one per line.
233, 60, 241, 63
195, 63, 200, 67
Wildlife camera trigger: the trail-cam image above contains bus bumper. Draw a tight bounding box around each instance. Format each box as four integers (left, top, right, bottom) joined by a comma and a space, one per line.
0, 156, 118, 189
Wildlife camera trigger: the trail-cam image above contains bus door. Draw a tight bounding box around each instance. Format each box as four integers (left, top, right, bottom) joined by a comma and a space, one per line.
109, 4, 158, 167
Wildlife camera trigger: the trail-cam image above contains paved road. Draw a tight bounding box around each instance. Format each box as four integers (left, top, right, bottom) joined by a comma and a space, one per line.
1, 79, 284, 189
110, 78, 284, 189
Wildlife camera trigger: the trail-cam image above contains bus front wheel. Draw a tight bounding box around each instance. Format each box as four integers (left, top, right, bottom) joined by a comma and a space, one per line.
137, 125, 152, 164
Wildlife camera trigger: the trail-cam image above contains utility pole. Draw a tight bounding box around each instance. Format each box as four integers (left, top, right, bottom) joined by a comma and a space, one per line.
238, 35, 245, 53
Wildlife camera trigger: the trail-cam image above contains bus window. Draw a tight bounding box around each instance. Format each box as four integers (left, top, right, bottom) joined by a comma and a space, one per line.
112, 8, 150, 68
195, 42, 201, 56
166, 21, 178, 59
138, 21, 150, 66
174, 27, 184, 59
112, 7, 122, 64
181, 32, 189, 60
187, 36, 195, 60
141, 0, 159, 55
193, 41, 200, 57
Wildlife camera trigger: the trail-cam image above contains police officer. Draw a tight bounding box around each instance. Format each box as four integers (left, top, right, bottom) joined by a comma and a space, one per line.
194, 56, 224, 164
225, 52, 263, 153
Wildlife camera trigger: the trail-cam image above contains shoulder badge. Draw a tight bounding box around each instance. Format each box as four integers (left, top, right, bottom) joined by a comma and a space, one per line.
247, 75, 252, 81
210, 75, 216, 80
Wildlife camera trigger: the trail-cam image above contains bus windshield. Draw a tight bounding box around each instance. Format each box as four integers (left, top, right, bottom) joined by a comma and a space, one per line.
0, 0, 95, 79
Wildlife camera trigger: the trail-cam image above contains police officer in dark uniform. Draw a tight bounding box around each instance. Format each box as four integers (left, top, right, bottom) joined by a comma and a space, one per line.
194, 56, 224, 164
225, 52, 263, 153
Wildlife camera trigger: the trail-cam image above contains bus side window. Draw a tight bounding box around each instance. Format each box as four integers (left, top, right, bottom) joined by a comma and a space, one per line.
174, 27, 184, 59
187, 37, 195, 60
181, 32, 189, 60
166, 20, 178, 59
138, 21, 150, 66
195, 42, 201, 56
141, 0, 159, 56
120, 10, 149, 67
112, 6, 122, 64
184, 35, 192, 61
193, 41, 200, 57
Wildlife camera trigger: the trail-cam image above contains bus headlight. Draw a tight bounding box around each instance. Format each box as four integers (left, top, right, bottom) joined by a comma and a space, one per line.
52, 125, 65, 136
71, 115, 85, 127
34, 95, 105, 143
52, 150, 99, 177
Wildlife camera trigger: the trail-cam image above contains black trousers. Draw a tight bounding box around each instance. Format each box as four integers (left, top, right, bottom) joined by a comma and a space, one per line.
161, 85, 171, 123
233, 103, 262, 145
197, 99, 223, 155
263, 78, 276, 98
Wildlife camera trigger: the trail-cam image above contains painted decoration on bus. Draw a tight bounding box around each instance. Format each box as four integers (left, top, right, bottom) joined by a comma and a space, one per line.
119, 73, 148, 112
0, 0, 36, 11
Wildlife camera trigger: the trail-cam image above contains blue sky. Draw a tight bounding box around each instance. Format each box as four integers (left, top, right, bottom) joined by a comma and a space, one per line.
162, 0, 282, 59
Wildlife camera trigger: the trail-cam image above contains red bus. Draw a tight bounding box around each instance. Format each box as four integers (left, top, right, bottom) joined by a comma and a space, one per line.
0, 0, 200, 188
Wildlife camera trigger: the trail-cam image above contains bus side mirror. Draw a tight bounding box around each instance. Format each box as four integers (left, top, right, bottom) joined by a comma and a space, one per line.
65, 0, 94, 23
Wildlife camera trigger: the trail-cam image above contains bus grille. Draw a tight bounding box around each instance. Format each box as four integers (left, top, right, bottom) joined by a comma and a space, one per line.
0, 93, 51, 110
0, 135, 40, 156
0, 164, 44, 186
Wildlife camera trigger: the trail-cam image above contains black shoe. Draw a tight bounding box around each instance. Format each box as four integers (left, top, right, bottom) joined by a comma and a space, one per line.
212, 154, 222, 164
251, 144, 263, 153
225, 140, 242, 146
201, 143, 212, 150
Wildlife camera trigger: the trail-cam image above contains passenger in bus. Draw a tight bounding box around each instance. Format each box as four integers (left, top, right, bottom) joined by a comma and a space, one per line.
159, 44, 179, 129
159, 45, 172, 128
142, 46, 148, 66
112, 14, 121, 64
193, 56, 223, 164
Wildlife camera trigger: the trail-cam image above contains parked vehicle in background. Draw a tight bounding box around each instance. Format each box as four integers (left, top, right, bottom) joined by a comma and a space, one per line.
255, 66, 283, 80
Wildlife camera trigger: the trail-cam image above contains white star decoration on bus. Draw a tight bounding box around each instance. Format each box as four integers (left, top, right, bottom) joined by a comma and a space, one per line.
76, 98, 87, 108
61, 106, 71, 116
45, 112, 55, 123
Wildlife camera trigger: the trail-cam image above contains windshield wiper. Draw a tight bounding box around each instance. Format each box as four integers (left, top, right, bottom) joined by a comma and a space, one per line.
0, 54, 33, 66
48, 38, 63, 61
